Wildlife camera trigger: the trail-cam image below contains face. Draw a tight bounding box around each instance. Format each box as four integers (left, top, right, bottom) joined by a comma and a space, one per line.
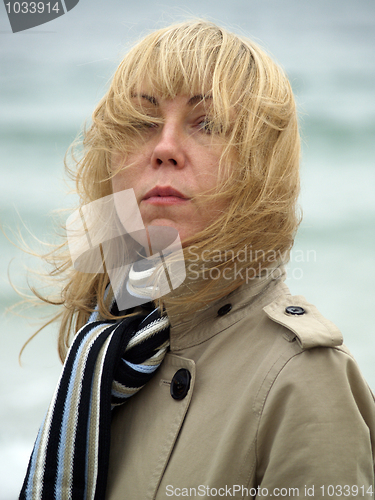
111, 92, 228, 246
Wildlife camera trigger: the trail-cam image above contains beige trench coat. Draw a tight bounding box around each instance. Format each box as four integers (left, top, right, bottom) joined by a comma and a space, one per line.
106, 271, 375, 499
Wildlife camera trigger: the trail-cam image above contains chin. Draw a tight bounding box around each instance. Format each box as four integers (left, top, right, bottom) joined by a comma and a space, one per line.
129, 221, 189, 253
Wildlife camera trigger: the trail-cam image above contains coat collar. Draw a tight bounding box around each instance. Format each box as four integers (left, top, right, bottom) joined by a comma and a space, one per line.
166, 263, 287, 352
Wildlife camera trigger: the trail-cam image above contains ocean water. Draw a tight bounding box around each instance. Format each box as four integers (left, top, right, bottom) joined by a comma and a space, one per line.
1, 0, 375, 496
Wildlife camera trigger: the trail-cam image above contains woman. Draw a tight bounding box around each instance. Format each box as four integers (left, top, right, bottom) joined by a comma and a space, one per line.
20, 20, 375, 499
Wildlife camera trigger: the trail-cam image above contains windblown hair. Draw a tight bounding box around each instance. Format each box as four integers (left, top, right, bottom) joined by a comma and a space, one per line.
34, 20, 301, 361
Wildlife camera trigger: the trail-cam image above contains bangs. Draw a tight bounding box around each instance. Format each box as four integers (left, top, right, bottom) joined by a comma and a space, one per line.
126, 24, 224, 98
101, 21, 257, 150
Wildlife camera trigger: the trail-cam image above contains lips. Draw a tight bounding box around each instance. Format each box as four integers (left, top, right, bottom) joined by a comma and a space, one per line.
142, 186, 190, 206
143, 186, 188, 200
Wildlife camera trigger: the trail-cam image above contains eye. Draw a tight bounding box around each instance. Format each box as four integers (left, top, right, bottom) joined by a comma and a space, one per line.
197, 117, 214, 134
133, 120, 158, 131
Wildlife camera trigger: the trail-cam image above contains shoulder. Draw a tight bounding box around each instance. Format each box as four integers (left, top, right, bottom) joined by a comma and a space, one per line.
227, 287, 350, 384
253, 292, 375, 416
256, 293, 375, 423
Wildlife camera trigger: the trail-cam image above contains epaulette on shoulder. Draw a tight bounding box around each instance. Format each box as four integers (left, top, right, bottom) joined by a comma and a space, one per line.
263, 295, 343, 349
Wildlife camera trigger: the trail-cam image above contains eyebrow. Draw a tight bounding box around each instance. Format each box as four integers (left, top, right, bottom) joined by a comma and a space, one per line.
187, 94, 212, 106
134, 93, 212, 107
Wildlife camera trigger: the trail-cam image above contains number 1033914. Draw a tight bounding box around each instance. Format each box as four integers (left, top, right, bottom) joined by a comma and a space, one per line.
320, 485, 374, 497
5, 2, 60, 14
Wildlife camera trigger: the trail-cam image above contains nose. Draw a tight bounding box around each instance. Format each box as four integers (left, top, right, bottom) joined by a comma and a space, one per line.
151, 123, 185, 169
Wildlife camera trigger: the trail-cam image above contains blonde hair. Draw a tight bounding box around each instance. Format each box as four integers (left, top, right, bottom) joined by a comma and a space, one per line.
33, 20, 301, 361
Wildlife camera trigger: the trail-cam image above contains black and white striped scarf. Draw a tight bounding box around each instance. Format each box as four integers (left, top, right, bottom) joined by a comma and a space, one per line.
19, 288, 170, 499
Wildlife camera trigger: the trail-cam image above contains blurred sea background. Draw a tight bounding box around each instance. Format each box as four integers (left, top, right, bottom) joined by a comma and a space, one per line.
0, 0, 374, 496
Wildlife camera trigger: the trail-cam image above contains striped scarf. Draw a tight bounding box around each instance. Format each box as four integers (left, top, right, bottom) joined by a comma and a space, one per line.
19, 292, 170, 499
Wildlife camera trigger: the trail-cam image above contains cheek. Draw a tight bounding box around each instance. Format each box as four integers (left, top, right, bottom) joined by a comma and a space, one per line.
111, 173, 123, 193
111, 163, 138, 194
110, 149, 149, 193
198, 155, 222, 191
110, 153, 124, 192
